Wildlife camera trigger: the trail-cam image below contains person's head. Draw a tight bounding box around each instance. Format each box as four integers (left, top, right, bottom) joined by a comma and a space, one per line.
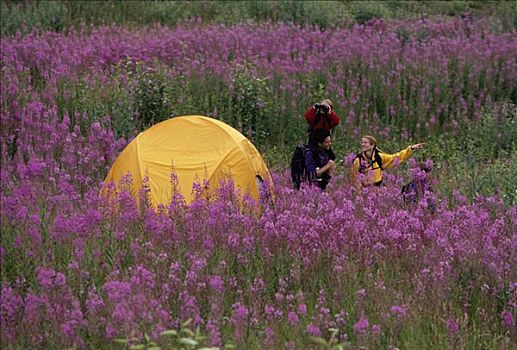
310, 129, 331, 150
361, 135, 377, 152
320, 98, 333, 113
321, 99, 333, 108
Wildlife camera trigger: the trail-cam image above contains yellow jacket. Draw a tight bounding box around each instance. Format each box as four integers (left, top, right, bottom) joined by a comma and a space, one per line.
350, 146, 413, 186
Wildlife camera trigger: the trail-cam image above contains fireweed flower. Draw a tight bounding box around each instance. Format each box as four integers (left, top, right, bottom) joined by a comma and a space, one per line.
344, 152, 358, 166
206, 320, 222, 347
500, 310, 514, 328
298, 303, 308, 316
85, 289, 105, 317
306, 324, 321, 337
104, 281, 132, 303
209, 275, 224, 293
264, 305, 276, 319
288, 311, 299, 325
1, 284, 24, 341
231, 302, 249, 342
264, 327, 275, 347
353, 318, 369, 334
335, 310, 348, 328
390, 305, 407, 318
112, 302, 134, 324
130, 265, 155, 289
36, 267, 66, 289
447, 317, 459, 337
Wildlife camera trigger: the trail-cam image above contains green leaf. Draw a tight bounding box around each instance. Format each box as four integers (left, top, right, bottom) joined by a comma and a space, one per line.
181, 328, 195, 337
160, 329, 178, 337
178, 338, 198, 347
129, 345, 146, 350
181, 318, 193, 328
114, 339, 128, 344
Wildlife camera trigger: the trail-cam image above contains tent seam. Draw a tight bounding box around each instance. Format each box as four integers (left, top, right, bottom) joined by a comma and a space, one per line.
135, 135, 145, 183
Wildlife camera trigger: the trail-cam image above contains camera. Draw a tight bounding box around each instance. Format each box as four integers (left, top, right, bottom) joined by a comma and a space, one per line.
314, 103, 330, 114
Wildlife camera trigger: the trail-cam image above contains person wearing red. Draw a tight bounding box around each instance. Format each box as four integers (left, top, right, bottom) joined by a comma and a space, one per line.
304, 98, 340, 132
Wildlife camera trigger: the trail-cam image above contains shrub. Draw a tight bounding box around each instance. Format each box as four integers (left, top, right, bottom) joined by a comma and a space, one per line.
1, 0, 65, 36
352, 1, 389, 25
230, 64, 272, 145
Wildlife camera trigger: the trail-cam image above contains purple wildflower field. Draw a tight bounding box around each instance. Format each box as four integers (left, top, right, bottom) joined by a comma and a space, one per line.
1, 17, 516, 349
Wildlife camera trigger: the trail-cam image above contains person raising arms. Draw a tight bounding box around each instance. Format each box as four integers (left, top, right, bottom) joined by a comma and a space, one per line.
350, 135, 425, 187
304, 98, 340, 133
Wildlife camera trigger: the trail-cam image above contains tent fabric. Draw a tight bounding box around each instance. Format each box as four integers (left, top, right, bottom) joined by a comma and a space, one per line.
104, 115, 272, 206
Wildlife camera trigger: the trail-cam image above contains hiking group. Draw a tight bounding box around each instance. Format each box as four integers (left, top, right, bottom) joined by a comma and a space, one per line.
291, 99, 431, 200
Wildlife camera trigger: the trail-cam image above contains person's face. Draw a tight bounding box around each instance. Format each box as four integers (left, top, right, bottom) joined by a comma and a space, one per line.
318, 136, 332, 150
361, 138, 374, 152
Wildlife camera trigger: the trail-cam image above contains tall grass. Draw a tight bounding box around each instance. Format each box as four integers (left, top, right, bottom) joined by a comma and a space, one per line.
1, 0, 516, 36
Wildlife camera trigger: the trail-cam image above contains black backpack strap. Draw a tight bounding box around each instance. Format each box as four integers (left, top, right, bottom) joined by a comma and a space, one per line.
374, 149, 383, 170
357, 151, 382, 173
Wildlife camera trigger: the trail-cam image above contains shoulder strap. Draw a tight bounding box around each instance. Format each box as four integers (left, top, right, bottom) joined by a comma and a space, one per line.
374, 149, 383, 170
356, 151, 382, 172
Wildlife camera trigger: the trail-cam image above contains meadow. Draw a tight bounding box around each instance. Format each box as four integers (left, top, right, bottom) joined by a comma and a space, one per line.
1, 1, 516, 349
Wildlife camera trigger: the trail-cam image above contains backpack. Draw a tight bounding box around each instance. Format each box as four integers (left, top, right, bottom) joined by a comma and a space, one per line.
291, 145, 309, 190
291, 145, 336, 190
356, 149, 383, 173
290, 145, 315, 190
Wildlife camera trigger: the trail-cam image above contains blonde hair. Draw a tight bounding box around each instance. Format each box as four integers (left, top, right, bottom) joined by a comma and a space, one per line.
362, 135, 378, 147
320, 98, 333, 109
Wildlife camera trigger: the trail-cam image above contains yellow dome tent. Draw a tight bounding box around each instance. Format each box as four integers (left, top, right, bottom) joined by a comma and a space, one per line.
103, 115, 273, 207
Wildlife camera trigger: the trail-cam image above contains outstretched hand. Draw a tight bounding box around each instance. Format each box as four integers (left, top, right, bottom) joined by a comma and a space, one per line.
411, 143, 426, 150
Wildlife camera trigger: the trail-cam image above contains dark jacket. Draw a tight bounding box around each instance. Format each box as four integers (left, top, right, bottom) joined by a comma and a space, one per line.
304, 147, 335, 190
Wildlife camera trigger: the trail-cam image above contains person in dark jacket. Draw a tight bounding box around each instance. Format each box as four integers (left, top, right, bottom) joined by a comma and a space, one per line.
402, 161, 436, 212
305, 129, 336, 190
304, 98, 340, 133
